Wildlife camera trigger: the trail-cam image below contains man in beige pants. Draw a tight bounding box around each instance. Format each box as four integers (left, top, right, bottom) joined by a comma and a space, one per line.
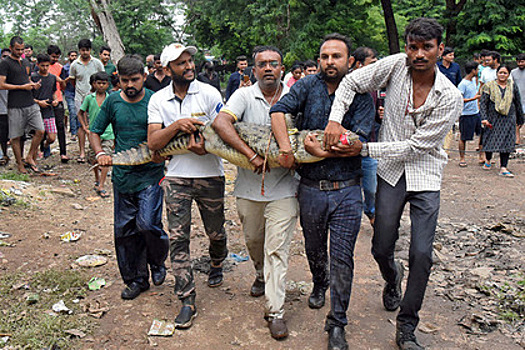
212, 45, 298, 341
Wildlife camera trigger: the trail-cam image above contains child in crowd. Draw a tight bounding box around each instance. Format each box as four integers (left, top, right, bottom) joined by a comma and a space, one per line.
32, 54, 58, 159
110, 73, 120, 93
78, 72, 114, 198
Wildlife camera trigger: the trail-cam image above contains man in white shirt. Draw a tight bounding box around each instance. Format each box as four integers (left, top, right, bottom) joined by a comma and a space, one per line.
147, 43, 227, 330
479, 51, 500, 87
324, 18, 462, 350
212, 46, 298, 340
511, 53, 525, 145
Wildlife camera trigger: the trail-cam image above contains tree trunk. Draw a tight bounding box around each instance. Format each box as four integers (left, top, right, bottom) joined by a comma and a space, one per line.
380, 0, 400, 54
444, 0, 468, 47
89, 0, 125, 63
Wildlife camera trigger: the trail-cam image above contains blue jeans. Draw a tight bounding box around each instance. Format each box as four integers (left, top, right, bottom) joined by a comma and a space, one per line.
113, 184, 169, 287
362, 156, 378, 219
298, 181, 362, 329
372, 174, 440, 331
64, 93, 79, 135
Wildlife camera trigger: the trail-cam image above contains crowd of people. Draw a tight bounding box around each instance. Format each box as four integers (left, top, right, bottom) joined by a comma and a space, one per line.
0, 16, 524, 350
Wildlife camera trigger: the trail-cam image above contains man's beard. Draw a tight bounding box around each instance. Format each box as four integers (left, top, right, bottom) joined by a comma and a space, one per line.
319, 66, 346, 83
171, 69, 195, 85
123, 86, 143, 99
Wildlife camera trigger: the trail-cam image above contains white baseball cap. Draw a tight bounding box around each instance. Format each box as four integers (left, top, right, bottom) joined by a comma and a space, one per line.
160, 43, 197, 67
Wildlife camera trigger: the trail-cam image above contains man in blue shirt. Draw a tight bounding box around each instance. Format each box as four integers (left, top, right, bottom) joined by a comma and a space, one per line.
271, 33, 374, 350
437, 47, 461, 86
458, 61, 482, 166
225, 55, 248, 101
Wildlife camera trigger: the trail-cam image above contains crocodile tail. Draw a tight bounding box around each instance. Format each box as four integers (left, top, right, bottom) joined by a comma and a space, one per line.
111, 142, 153, 165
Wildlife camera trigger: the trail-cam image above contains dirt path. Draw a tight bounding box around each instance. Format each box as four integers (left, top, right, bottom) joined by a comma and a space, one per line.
0, 137, 523, 349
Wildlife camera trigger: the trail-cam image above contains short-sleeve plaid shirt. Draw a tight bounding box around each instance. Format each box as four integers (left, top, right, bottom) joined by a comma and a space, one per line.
329, 53, 463, 192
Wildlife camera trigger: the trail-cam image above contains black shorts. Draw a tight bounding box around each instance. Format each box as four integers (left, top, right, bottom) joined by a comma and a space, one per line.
459, 113, 481, 141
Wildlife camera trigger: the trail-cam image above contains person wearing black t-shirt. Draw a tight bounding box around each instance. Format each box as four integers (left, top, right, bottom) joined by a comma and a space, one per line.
144, 54, 171, 92
0, 36, 44, 174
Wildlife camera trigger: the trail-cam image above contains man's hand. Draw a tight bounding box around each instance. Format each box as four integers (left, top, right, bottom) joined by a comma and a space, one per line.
36, 100, 50, 108
249, 154, 268, 174
239, 79, 252, 88
97, 154, 112, 167
277, 150, 296, 169
26, 80, 41, 90
330, 139, 363, 157
174, 118, 204, 133
323, 121, 346, 150
151, 151, 167, 164
304, 133, 327, 158
51, 99, 59, 107
187, 132, 207, 155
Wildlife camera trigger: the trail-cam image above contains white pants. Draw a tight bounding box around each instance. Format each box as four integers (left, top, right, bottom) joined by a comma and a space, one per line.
237, 197, 298, 318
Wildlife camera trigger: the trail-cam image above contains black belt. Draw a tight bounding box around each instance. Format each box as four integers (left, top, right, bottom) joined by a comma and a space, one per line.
300, 177, 360, 191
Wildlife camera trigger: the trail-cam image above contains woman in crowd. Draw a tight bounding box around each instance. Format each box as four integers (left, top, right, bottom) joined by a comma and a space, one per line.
480, 65, 523, 177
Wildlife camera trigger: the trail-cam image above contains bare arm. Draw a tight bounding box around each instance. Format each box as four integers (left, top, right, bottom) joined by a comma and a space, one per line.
270, 111, 295, 168
147, 119, 204, 151
212, 112, 265, 173
0, 75, 40, 91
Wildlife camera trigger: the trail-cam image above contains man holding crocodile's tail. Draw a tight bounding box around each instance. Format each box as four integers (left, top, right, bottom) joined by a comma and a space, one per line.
147, 43, 227, 330
270, 33, 374, 350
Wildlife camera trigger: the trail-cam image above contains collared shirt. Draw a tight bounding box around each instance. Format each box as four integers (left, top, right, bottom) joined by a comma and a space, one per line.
437, 60, 462, 86
329, 53, 463, 192
62, 62, 75, 95
270, 74, 374, 182
458, 77, 480, 115
480, 67, 497, 84
221, 81, 298, 201
145, 74, 171, 92
91, 89, 164, 193
69, 56, 104, 102
511, 67, 525, 110
148, 80, 224, 178
225, 71, 242, 101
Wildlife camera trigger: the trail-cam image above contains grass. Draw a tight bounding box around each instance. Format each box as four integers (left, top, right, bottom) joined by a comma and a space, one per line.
0, 172, 31, 182
482, 273, 525, 324
0, 269, 95, 349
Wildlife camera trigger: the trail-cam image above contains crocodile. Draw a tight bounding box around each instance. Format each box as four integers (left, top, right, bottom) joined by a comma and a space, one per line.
111, 115, 359, 170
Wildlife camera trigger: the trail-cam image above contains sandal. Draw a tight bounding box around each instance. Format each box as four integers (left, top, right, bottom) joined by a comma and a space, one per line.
96, 189, 110, 198
459, 161, 467, 167
76, 156, 86, 163
482, 163, 491, 170
24, 162, 41, 173
499, 171, 514, 178
0, 156, 8, 166
61, 155, 70, 163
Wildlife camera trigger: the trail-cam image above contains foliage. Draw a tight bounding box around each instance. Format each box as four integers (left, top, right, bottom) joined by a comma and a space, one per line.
0, 0, 184, 60
452, 0, 525, 57
182, 0, 387, 66
0, 171, 30, 182
0, 269, 93, 348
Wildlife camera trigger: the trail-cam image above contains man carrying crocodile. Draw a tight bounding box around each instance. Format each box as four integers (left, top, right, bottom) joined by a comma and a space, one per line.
270, 33, 374, 350
147, 43, 227, 329
212, 45, 298, 340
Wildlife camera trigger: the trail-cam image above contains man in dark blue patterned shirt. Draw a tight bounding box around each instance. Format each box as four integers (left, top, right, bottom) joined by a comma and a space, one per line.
270, 33, 374, 350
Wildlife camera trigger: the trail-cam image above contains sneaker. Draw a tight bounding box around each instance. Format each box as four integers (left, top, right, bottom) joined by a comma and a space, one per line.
121, 281, 149, 300
208, 265, 223, 288
396, 327, 425, 350
383, 260, 404, 311
250, 278, 265, 297
175, 305, 197, 329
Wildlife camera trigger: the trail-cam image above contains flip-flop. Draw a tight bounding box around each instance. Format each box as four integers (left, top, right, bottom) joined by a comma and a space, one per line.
482, 163, 491, 170
25, 163, 42, 173
96, 189, 110, 198
459, 161, 467, 167
61, 156, 70, 163
77, 156, 86, 163
499, 171, 514, 178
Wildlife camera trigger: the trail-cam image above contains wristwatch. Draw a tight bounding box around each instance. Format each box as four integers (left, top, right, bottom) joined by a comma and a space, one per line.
360, 142, 369, 157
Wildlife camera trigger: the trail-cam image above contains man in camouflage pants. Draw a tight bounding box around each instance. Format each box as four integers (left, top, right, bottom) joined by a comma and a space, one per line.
147, 43, 227, 329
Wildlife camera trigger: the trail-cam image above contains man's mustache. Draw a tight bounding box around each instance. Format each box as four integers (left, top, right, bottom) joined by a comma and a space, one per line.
412, 59, 429, 64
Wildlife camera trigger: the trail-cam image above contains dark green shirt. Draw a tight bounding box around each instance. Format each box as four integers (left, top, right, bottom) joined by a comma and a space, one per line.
104, 61, 117, 91
91, 89, 164, 194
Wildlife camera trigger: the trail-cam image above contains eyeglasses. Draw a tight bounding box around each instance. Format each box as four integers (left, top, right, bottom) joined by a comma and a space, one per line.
256, 60, 280, 69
